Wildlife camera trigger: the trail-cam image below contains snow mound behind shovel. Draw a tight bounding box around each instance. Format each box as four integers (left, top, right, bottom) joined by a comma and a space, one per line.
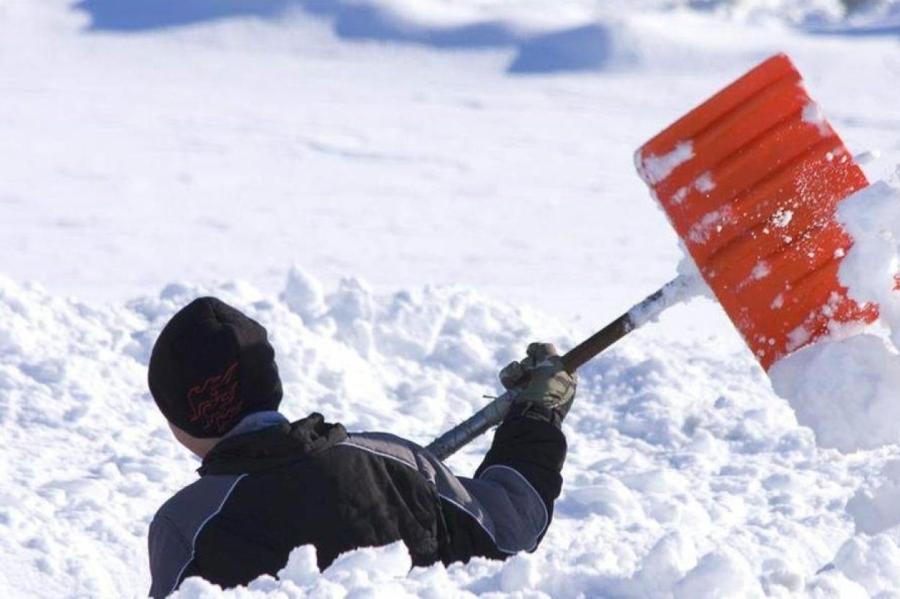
770, 178, 900, 452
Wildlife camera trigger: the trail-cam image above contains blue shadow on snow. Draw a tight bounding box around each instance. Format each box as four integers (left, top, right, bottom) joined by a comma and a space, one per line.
73, 0, 297, 31
303, 1, 522, 48
508, 25, 616, 74
804, 22, 900, 36
73, 0, 619, 74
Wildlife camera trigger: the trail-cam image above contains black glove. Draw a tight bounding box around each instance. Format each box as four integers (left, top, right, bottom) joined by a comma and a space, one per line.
499, 342, 577, 428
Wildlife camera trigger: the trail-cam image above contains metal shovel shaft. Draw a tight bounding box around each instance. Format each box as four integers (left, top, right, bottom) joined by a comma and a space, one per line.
426, 275, 696, 460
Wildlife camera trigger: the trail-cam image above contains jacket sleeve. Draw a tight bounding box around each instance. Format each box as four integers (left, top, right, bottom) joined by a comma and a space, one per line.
474, 407, 568, 515
436, 409, 567, 562
148, 515, 192, 599
344, 421, 566, 564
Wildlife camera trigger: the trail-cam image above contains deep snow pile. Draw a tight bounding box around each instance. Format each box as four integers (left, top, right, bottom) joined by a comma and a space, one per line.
0, 269, 565, 597
763, 179, 900, 596
769, 181, 900, 453
4, 269, 900, 597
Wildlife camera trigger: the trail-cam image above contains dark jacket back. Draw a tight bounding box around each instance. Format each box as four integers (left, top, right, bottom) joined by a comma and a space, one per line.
149, 412, 566, 597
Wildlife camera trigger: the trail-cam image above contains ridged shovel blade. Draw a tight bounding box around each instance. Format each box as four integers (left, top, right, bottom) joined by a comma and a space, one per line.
635, 54, 873, 369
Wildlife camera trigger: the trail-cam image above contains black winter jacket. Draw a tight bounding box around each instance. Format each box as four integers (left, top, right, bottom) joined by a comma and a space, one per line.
148, 411, 566, 597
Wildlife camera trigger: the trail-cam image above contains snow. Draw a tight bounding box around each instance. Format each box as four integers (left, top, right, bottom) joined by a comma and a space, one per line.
6, 270, 900, 597
802, 101, 833, 136
672, 548, 763, 599
636, 142, 695, 186
173, 542, 417, 598
687, 207, 733, 245
5, 0, 900, 597
626, 272, 705, 328
767, 182, 900, 453
280, 266, 328, 323
829, 535, 900, 595
772, 209, 794, 229
769, 333, 900, 452
751, 261, 771, 280
670, 173, 716, 206
846, 460, 900, 535
694, 172, 716, 194
762, 179, 900, 596
838, 182, 900, 349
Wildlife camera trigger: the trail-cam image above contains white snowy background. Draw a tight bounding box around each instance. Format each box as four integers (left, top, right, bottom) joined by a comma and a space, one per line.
3, 0, 900, 597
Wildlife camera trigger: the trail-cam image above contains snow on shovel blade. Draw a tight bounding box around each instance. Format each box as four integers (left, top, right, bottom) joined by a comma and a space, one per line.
635, 53, 875, 370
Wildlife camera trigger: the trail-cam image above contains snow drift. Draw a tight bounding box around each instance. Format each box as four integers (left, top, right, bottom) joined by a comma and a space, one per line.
3, 269, 900, 597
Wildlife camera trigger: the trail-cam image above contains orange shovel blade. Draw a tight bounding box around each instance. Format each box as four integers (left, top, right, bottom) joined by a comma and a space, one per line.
635, 54, 873, 370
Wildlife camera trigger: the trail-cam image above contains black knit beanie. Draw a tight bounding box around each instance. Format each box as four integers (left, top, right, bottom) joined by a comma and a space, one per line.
148, 297, 282, 438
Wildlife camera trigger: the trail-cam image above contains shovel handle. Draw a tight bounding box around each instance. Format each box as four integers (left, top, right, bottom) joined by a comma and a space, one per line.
425, 275, 694, 460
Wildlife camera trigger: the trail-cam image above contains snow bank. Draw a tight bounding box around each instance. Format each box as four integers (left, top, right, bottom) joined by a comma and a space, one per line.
174, 542, 418, 598
6, 267, 900, 596
74, 0, 900, 36
0, 270, 564, 597
75, 0, 646, 75
769, 180, 900, 453
72, 0, 900, 77
762, 177, 900, 594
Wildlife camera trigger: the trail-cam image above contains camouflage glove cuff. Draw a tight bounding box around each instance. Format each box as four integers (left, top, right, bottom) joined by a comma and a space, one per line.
499, 342, 577, 427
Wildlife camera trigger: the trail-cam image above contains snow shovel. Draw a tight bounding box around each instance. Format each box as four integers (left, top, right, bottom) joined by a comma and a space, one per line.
427, 53, 872, 460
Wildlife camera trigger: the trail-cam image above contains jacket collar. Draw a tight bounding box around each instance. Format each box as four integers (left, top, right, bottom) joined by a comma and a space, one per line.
223, 410, 289, 439
199, 412, 347, 476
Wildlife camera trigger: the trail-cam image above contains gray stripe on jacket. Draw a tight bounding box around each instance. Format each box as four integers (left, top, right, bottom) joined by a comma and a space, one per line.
148, 474, 246, 598
341, 432, 549, 553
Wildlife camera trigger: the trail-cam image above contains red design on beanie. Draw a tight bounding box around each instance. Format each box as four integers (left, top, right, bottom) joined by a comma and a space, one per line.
187, 361, 243, 434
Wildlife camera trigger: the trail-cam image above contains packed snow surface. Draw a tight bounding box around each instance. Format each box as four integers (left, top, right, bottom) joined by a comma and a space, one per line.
4, 0, 900, 597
